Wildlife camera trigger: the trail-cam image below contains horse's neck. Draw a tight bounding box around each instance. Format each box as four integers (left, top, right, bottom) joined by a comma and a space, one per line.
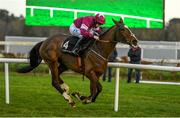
93, 26, 117, 59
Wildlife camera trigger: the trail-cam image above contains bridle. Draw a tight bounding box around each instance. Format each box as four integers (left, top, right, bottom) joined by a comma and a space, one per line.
88, 26, 121, 61
96, 25, 128, 44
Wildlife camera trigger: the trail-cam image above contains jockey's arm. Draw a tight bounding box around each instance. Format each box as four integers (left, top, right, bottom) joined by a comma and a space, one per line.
94, 27, 101, 34
80, 24, 93, 39
79, 17, 98, 40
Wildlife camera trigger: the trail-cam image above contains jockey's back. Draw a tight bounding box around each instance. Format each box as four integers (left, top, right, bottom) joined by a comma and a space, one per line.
74, 16, 95, 30
73, 16, 100, 39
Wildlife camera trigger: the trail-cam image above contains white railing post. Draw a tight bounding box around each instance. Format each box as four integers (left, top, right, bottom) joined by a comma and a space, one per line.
146, 20, 150, 28
175, 42, 178, 59
74, 11, 77, 19
30, 7, 34, 16
114, 68, 120, 112
121, 16, 124, 20
50, 8, 53, 18
5, 44, 10, 104
5, 63, 9, 104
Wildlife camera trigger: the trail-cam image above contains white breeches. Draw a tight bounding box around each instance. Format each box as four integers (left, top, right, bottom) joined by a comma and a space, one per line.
69, 24, 83, 39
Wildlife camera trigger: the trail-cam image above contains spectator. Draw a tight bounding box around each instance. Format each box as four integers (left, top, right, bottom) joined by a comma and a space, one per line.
127, 40, 141, 83
103, 48, 118, 82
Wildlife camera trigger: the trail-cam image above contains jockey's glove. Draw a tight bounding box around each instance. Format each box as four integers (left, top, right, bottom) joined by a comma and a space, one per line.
93, 35, 99, 40
94, 32, 99, 36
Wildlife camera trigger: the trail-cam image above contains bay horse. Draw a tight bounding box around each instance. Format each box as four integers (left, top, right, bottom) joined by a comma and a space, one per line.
17, 18, 138, 107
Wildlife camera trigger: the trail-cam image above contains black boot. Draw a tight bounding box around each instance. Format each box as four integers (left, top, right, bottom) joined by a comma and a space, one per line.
71, 38, 82, 56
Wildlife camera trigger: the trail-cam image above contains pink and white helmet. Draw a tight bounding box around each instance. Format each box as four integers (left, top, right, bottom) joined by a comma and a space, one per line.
95, 13, 105, 25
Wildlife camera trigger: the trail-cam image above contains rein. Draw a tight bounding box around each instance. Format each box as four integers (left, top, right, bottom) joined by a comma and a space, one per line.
96, 37, 118, 43
96, 40, 110, 43
96, 39, 118, 43
87, 26, 120, 61
90, 49, 107, 61
96, 26, 119, 44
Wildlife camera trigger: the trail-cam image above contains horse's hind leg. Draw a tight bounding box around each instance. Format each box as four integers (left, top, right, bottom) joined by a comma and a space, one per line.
49, 61, 75, 107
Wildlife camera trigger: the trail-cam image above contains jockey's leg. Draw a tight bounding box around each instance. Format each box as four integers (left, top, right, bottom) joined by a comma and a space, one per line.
69, 24, 84, 56
71, 38, 83, 55
69, 24, 82, 38
72, 38, 93, 56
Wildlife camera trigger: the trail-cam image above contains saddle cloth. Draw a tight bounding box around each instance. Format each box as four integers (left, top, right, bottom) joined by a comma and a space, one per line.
61, 36, 79, 53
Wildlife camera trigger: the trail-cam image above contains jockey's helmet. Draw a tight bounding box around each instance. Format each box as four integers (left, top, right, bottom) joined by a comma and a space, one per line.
95, 13, 105, 25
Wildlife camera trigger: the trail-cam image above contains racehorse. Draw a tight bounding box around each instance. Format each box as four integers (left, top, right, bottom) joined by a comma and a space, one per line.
17, 18, 138, 107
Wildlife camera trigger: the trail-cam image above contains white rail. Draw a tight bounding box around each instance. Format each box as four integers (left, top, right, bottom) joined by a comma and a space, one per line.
0, 58, 180, 112
108, 62, 180, 112
0, 41, 37, 46
1, 40, 180, 49
26, 5, 163, 28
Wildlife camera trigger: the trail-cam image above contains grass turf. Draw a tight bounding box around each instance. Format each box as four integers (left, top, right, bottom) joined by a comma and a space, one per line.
0, 72, 180, 117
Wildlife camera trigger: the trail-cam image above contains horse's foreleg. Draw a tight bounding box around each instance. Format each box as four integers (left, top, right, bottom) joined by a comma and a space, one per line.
60, 83, 69, 94
49, 62, 75, 107
82, 70, 99, 104
72, 72, 102, 103
92, 81, 102, 102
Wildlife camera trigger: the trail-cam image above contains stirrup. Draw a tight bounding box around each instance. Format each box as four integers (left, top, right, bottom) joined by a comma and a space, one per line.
71, 49, 79, 56
72, 52, 79, 56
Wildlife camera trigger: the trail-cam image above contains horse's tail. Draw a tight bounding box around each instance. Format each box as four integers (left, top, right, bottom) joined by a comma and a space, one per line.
17, 41, 43, 73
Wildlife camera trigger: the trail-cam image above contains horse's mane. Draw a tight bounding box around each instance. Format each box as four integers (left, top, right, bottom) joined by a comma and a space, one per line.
100, 26, 114, 37
89, 26, 116, 59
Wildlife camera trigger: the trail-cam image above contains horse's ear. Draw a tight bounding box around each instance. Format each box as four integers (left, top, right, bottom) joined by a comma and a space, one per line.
119, 18, 124, 23
112, 18, 119, 26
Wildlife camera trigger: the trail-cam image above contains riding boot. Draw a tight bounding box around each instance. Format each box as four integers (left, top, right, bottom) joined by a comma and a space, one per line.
71, 38, 82, 56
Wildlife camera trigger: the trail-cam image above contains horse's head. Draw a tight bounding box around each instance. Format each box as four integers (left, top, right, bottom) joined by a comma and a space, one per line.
112, 18, 138, 46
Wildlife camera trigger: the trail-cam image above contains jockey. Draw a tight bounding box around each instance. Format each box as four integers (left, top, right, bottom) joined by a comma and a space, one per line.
69, 13, 105, 56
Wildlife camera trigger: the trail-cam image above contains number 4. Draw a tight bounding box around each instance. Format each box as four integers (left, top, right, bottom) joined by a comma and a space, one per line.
63, 41, 69, 49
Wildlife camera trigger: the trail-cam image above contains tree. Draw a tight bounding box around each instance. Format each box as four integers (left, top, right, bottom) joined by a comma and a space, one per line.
0, 9, 9, 21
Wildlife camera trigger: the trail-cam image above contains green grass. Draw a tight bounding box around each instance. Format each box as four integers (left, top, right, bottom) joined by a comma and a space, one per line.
0, 72, 180, 117
26, 0, 164, 28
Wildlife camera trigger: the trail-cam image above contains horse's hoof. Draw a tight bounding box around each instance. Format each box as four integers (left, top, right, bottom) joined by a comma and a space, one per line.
71, 92, 81, 101
69, 101, 76, 108
71, 92, 80, 97
82, 98, 92, 104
